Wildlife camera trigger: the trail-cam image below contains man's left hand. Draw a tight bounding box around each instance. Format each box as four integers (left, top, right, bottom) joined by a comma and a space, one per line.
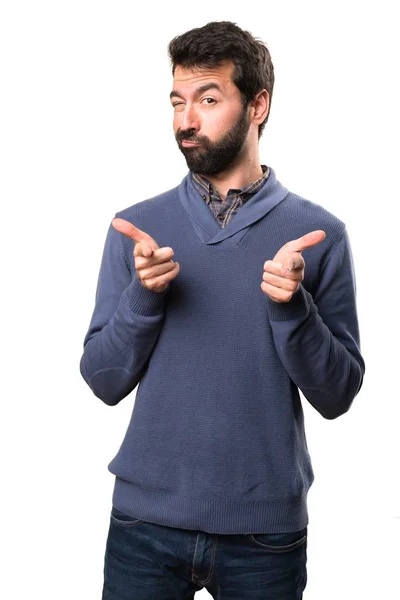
261, 230, 326, 303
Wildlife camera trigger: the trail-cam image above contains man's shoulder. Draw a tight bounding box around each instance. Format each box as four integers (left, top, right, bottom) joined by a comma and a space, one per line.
282, 191, 346, 240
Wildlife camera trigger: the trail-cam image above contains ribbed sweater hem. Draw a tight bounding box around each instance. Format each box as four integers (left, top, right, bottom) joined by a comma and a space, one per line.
111, 477, 309, 535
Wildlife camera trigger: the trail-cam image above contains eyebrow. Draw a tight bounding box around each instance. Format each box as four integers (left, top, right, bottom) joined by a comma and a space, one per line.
169, 82, 224, 101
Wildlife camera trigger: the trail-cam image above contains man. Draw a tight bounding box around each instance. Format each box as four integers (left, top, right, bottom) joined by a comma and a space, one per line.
80, 21, 365, 599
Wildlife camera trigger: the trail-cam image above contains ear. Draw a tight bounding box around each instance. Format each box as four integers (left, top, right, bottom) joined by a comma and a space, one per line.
249, 90, 270, 125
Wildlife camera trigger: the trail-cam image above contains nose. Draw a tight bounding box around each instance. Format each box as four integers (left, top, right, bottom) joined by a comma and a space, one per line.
180, 104, 200, 134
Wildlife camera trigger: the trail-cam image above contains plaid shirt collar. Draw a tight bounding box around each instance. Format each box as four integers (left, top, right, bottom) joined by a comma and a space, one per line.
191, 165, 270, 205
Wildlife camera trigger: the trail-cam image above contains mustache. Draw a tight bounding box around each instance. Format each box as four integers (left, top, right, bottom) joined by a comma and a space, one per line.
176, 130, 206, 144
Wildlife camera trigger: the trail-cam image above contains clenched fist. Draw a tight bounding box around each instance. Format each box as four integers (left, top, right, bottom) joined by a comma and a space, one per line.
112, 218, 180, 293
261, 230, 326, 303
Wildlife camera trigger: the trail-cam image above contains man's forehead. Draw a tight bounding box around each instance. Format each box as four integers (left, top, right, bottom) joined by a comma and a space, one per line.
172, 62, 234, 87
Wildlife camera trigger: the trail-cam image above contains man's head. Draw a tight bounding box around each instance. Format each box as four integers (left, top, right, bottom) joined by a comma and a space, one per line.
168, 21, 274, 176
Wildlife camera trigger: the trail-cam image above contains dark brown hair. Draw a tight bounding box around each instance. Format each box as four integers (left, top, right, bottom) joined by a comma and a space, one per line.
168, 21, 275, 138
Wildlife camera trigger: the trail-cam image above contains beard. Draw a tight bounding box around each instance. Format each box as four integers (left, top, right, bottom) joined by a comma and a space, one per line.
175, 106, 250, 176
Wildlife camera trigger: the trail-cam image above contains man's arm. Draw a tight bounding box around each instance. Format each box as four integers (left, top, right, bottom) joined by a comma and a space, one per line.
264, 227, 365, 419
79, 218, 169, 406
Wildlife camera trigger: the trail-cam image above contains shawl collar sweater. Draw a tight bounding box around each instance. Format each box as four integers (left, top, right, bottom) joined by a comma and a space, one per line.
80, 167, 365, 534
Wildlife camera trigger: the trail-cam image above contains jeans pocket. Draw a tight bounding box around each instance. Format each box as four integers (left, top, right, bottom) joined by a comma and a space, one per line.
110, 506, 144, 528
247, 527, 307, 553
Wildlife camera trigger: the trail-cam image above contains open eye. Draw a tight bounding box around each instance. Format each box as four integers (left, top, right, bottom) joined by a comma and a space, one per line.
202, 97, 216, 105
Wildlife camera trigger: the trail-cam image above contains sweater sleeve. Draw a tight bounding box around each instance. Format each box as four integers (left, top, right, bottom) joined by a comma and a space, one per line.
79, 217, 168, 406
265, 227, 365, 419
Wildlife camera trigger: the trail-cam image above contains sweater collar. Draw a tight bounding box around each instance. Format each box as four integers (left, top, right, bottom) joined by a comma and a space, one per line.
178, 166, 289, 245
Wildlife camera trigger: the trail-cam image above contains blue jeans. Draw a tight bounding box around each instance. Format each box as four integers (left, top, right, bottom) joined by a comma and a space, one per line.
102, 506, 308, 599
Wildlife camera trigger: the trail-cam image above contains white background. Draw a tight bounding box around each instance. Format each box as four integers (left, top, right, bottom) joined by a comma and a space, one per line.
1, 1, 399, 598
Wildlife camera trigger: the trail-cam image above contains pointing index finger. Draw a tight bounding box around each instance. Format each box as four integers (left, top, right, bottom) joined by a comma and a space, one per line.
112, 218, 159, 251
286, 230, 326, 253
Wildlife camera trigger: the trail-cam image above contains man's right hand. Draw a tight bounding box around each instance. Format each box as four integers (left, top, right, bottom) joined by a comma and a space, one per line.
112, 218, 180, 293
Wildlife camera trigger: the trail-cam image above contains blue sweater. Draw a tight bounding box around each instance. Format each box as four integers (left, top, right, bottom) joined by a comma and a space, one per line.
80, 167, 365, 534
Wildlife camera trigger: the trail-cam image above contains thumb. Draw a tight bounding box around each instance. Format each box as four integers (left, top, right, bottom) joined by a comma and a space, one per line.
112, 218, 160, 253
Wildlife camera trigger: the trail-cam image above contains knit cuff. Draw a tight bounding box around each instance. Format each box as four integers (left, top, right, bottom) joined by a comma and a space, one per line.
124, 276, 169, 316
266, 284, 312, 321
